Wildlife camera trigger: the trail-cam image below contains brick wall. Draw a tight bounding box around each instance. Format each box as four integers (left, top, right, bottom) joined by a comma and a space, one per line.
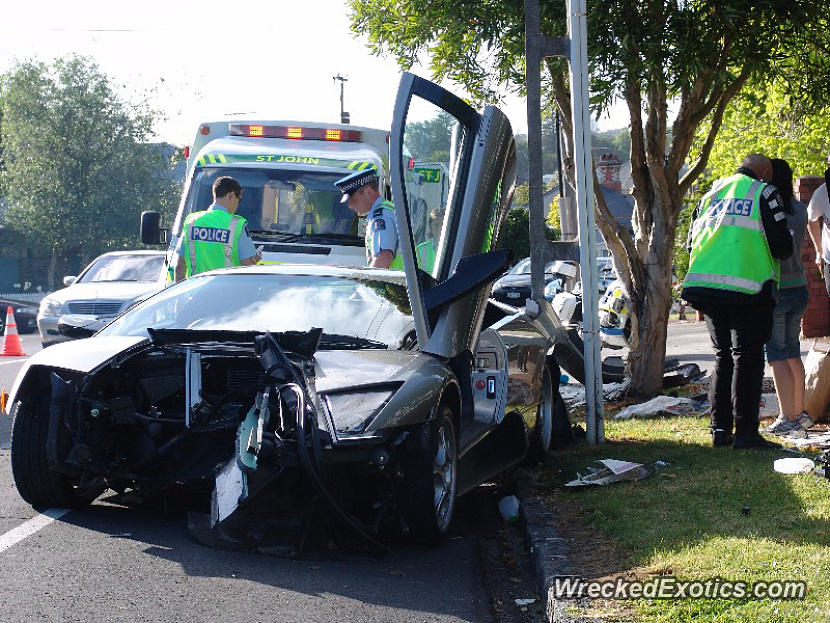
795, 176, 830, 337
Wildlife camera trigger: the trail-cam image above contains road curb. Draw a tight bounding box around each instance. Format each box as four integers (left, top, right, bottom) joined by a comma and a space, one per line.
516, 480, 581, 622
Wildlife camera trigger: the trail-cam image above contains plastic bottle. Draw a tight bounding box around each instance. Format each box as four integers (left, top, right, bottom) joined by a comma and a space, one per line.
498, 495, 520, 524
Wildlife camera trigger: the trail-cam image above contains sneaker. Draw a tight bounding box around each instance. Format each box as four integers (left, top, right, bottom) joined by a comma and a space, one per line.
762, 414, 788, 434
712, 429, 734, 448
795, 411, 814, 431
733, 433, 782, 450
771, 418, 807, 437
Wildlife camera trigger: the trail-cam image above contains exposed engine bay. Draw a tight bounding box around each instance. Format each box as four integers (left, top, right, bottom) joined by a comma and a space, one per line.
40, 329, 416, 555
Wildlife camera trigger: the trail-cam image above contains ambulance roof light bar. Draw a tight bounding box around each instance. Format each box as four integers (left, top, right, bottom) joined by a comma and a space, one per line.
229, 124, 363, 142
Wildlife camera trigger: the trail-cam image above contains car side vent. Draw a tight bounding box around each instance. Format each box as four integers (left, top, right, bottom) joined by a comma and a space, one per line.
140, 374, 184, 404
227, 370, 265, 388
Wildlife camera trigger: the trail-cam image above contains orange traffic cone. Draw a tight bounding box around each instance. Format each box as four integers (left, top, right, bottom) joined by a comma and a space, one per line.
1, 306, 27, 356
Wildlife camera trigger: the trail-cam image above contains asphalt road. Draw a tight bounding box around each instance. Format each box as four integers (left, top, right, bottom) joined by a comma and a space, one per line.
0, 334, 545, 623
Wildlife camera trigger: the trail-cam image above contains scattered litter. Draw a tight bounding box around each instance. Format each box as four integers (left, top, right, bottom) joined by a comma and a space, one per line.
654, 460, 671, 466
604, 379, 631, 401
773, 458, 815, 474
515, 598, 537, 606
614, 396, 700, 420
565, 459, 656, 487
742, 505, 751, 516
776, 431, 830, 450
758, 393, 779, 418
498, 495, 520, 524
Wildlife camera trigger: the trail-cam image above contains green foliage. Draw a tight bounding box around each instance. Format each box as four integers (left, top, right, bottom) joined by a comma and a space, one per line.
403, 111, 455, 162
499, 205, 557, 261
691, 81, 830, 184
592, 127, 630, 161
0, 56, 180, 267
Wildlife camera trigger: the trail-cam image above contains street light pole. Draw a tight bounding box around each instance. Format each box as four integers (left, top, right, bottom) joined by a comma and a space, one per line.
333, 74, 350, 124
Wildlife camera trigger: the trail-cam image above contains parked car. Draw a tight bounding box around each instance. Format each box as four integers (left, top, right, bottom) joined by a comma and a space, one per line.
8, 73, 569, 554
37, 250, 166, 347
491, 258, 578, 305
0, 299, 39, 335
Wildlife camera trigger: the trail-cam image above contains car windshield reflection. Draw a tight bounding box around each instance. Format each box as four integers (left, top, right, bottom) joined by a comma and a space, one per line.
97, 273, 413, 349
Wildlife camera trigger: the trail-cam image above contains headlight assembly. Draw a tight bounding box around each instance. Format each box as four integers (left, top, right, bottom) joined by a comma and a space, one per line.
325, 389, 395, 434
39, 298, 64, 317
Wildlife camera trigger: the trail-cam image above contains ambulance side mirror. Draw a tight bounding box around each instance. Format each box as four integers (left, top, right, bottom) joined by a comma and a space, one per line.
140, 211, 168, 245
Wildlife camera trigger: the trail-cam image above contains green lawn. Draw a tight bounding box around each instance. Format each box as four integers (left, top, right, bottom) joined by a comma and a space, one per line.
539, 414, 830, 622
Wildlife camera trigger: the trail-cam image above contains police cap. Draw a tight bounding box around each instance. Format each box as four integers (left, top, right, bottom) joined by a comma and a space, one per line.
335, 168, 379, 203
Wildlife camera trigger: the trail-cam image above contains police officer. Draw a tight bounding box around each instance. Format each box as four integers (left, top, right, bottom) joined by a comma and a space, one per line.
681, 154, 793, 449
335, 169, 401, 269
174, 176, 260, 281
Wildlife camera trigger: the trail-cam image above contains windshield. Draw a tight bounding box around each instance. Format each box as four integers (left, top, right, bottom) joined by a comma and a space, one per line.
79, 254, 165, 283
182, 167, 362, 244
98, 272, 413, 349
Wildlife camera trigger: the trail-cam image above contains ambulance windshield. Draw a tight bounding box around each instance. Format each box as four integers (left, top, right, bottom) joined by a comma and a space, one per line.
182, 168, 362, 244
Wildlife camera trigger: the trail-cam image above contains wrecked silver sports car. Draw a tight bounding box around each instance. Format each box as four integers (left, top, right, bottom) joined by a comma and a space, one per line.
8, 74, 568, 553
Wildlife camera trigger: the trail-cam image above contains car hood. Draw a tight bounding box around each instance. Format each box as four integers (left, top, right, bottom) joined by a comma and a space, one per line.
7, 336, 149, 411
46, 282, 163, 305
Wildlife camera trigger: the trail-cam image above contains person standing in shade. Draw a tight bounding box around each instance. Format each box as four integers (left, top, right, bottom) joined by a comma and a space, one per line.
174, 176, 260, 281
682, 154, 793, 449
416, 208, 444, 273
806, 155, 830, 295
335, 169, 401, 269
762, 158, 812, 436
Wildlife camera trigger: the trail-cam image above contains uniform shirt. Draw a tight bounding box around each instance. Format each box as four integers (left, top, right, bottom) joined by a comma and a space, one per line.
175, 204, 257, 262
807, 182, 830, 263
683, 167, 793, 306
365, 197, 399, 264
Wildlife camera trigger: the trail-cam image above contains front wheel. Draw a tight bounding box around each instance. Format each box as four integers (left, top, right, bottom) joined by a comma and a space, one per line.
527, 365, 554, 464
398, 403, 458, 546
10, 399, 88, 508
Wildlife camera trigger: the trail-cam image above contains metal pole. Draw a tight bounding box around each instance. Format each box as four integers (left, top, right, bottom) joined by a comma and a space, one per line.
524, 0, 604, 444
569, 0, 604, 444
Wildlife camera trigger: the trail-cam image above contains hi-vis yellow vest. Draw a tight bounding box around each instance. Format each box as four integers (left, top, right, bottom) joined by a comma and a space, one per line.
684, 173, 779, 295
181, 209, 246, 278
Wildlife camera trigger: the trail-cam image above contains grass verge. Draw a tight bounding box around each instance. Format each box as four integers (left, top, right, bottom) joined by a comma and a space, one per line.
537, 413, 830, 622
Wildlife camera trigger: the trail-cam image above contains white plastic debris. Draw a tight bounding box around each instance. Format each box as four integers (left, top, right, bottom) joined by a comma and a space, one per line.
498, 495, 520, 524
515, 598, 537, 606
565, 459, 656, 487
614, 396, 698, 419
773, 458, 815, 474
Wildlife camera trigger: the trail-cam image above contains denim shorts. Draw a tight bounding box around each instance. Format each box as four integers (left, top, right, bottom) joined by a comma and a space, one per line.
765, 286, 809, 362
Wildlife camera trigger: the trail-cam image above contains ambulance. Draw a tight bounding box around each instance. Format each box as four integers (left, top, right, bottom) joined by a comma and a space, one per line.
140, 119, 392, 276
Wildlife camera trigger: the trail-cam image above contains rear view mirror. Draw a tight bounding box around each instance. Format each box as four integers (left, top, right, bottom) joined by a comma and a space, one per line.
140, 211, 168, 245
63, 276, 77, 287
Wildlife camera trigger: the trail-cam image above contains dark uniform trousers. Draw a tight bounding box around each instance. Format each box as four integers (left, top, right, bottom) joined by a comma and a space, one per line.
699, 301, 774, 437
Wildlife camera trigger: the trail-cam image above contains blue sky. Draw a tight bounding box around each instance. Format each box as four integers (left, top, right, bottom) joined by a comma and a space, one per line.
1, 0, 625, 145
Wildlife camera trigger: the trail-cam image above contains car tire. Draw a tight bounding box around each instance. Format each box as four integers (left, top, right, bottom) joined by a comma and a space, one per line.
398, 403, 458, 546
527, 365, 554, 464
10, 399, 87, 508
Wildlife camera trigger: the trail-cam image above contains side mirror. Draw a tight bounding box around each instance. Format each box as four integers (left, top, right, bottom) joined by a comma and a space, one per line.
63, 276, 77, 287
141, 211, 168, 245
422, 248, 513, 313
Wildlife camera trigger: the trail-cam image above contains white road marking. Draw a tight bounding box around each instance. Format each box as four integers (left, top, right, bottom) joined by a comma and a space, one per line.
0, 508, 71, 553
0, 359, 27, 365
